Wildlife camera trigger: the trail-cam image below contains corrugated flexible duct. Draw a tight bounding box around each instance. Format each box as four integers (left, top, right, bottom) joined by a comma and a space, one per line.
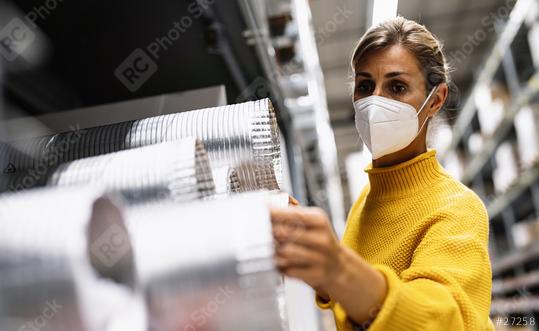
126, 192, 287, 331
0, 98, 282, 192
212, 166, 243, 197
0, 187, 142, 331
47, 139, 215, 204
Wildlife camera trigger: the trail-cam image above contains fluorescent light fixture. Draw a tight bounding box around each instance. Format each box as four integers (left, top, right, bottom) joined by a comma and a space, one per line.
368, 0, 399, 27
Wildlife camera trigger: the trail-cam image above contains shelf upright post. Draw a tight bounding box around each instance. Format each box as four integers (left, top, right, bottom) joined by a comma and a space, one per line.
530, 183, 539, 221
497, 22, 522, 97
501, 206, 518, 253
0, 59, 3, 123
473, 173, 488, 202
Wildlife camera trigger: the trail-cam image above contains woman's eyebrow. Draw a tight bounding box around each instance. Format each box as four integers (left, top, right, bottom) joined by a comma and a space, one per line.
355, 71, 410, 78
355, 71, 372, 78
385, 71, 409, 78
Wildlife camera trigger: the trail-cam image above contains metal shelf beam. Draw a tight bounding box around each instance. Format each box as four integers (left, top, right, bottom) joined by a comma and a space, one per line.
487, 164, 539, 220
491, 296, 539, 315
492, 270, 539, 296
442, 0, 533, 162
492, 243, 539, 276
460, 72, 539, 184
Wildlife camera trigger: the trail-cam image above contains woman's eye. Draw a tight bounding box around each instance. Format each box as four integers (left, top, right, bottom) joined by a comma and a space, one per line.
356, 81, 374, 94
390, 83, 407, 94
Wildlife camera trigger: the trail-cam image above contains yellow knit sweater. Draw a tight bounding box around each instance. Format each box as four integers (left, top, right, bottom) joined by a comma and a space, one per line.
317, 149, 494, 331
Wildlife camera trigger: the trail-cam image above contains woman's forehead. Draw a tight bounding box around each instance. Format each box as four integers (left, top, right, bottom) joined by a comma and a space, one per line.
355, 45, 423, 76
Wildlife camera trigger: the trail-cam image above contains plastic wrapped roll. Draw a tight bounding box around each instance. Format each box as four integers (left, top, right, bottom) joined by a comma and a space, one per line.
127, 192, 287, 331
0, 187, 140, 331
48, 139, 215, 204
0, 99, 282, 192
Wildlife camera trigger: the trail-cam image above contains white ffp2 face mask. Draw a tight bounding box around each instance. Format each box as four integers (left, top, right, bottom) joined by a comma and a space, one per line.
353, 86, 438, 160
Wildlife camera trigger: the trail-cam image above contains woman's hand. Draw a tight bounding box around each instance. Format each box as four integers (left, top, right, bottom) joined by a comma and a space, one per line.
271, 205, 388, 325
271, 206, 343, 292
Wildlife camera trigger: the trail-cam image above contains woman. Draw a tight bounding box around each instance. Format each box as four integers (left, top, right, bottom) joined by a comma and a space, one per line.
272, 17, 494, 330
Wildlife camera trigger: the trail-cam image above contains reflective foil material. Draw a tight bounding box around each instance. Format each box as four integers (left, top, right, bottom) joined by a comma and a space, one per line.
0, 99, 282, 192
0, 190, 291, 331
127, 192, 287, 331
0, 187, 140, 331
48, 139, 215, 204
212, 166, 243, 197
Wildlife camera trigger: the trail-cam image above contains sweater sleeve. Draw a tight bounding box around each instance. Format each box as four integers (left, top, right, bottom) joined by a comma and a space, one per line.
365, 195, 494, 331
315, 292, 333, 309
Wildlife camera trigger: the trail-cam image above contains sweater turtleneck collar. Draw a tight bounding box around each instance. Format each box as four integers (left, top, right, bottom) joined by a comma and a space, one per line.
364, 149, 449, 200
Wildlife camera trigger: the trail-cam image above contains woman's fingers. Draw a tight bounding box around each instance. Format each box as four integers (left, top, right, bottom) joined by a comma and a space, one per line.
273, 222, 309, 248
275, 242, 323, 268
270, 206, 329, 229
279, 266, 326, 288
272, 218, 307, 242
288, 195, 300, 206
271, 206, 337, 250
270, 205, 342, 288
273, 225, 330, 251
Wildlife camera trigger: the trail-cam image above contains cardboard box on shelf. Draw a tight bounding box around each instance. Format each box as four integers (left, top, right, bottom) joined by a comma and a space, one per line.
512, 218, 539, 249
493, 142, 519, 194
475, 83, 510, 137
515, 104, 539, 168
467, 132, 484, 155
490, 82, 512, 104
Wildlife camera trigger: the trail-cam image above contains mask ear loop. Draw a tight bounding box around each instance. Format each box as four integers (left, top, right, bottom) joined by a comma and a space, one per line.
416, 85, 439, 134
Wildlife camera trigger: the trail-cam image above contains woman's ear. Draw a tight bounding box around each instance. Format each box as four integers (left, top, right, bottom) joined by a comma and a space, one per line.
428, 83, 448, 117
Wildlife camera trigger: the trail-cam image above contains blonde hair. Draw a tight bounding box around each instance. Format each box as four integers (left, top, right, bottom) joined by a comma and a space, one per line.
351, 17, 451, 94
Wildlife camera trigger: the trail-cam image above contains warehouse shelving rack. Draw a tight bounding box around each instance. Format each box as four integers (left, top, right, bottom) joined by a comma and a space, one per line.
441, 0, 539, 326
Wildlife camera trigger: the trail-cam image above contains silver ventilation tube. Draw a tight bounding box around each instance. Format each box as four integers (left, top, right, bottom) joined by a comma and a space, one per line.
0, 188, 292, 331
0, 187, 141, 331
47, 139, 215, 204
126, 192, 287, 331
0, 98, 282, 192
212, 166, 243, 197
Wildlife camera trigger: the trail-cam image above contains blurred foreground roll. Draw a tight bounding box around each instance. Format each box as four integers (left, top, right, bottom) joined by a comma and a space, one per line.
0, 98, 282, 192
0, 187, 142, 331
48, 139, 215, 204
127, 192, 287, 331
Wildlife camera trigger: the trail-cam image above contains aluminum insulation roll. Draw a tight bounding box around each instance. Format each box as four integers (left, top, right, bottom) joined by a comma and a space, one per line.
48, 139, 215, 204
0, 98, 282, 192
212, 166, 243, 196
0, 170, 48, 193
127, 192, 287, 331
0, 187, 141, 331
